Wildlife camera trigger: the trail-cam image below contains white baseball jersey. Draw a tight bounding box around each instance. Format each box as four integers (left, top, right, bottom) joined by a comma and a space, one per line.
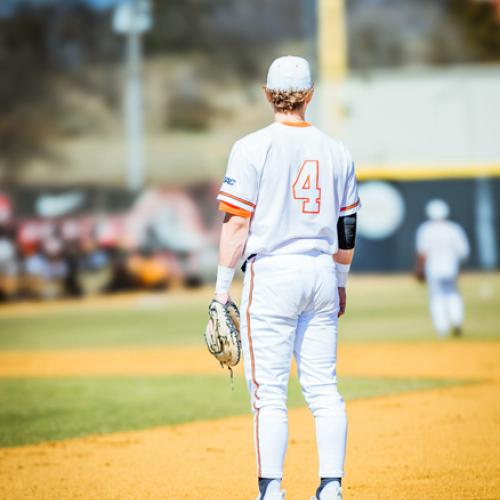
219, 121, 358, 481
217, 122, 361, 258
416, 220, 469, 280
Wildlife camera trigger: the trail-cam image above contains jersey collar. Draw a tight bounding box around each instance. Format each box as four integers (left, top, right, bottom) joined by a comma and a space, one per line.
277, 120, 312, 128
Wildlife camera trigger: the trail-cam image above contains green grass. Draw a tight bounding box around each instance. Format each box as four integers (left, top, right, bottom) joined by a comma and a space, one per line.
0, 274, 492, 448
342, 273, 500, 342
0, 306, 206, 350
0, 274, 498, 350
0, 374, 463, 448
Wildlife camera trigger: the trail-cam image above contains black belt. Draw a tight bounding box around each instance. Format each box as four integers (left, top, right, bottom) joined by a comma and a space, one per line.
241, 254, 257, 273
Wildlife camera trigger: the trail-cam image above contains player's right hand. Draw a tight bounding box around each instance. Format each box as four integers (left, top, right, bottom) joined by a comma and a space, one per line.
338, 287, 346, 317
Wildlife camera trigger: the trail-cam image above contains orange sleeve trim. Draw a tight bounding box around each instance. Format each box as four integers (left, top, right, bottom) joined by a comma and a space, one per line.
218, 201, 252, 218
340, 199, 360, 212
219, 191, 256, 208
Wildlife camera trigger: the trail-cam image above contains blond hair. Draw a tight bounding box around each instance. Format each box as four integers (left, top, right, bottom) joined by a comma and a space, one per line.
264, 87, 313, 112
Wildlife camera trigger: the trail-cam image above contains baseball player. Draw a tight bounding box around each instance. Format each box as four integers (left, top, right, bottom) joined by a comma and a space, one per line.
213, 56, 360, 500
415, 199, 469, 337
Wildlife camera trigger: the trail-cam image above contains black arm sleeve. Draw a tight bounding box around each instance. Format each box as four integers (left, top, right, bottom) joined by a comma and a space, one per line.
337, 214, 357, 250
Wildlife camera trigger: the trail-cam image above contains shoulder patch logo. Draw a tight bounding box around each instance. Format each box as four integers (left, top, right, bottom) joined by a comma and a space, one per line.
224, 176, 236, 186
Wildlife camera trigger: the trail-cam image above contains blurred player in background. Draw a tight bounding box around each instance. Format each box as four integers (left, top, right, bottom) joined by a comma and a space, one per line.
415, 199, 470, 337
213, 56, 360, 500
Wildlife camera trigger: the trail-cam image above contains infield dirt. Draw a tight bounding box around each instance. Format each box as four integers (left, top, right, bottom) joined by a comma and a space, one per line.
0, 340, 498, 379
0, 341, 499, 499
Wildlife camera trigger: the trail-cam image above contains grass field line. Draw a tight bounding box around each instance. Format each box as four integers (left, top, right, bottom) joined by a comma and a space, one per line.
0, 380, 497, 499
0, 287, 214, 319
0, 341, 498, 380
0, 276, 406, 319
0, 272, 494, 320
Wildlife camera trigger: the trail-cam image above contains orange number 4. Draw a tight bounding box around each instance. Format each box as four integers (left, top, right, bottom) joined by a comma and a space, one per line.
292, 160, 321, 213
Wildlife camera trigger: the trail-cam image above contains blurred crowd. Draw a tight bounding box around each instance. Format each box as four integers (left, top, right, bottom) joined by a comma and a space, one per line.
0, 187, 220, 302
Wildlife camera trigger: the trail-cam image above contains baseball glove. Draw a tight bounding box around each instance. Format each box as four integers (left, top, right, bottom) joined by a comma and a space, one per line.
204, 299, 241, 373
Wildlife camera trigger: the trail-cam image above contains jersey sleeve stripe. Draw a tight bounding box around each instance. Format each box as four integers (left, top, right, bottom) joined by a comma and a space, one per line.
340, 199, 360, 212
218, 191, 256, 209
218, 201, 252, 218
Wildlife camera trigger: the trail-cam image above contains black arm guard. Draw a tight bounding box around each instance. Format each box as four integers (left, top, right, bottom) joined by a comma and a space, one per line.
337, 214, 357, 250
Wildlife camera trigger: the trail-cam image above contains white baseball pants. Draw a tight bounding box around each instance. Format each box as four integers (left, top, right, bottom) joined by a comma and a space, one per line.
240, 252, 347, 480
427, 277, 464, 336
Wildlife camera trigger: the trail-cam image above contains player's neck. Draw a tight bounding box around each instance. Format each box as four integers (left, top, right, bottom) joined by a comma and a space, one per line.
274, 110, 308, 126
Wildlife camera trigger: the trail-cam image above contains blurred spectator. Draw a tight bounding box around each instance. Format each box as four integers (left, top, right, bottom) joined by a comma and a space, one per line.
76, 234, 113, 295
415, 199, 470, 338
0, 194, 18, 299
23, 237, 68, 300
60, 219, 83, 295
126, 247, 170, 290
0, 231, 18, 300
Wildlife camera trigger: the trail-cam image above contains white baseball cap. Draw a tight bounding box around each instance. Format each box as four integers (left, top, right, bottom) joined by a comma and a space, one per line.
266, 56, 313, 91
426, 199, 450, 220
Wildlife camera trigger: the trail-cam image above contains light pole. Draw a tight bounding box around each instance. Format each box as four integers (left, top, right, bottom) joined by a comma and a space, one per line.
318, 0, 347, 82
113, 0, 152, 192
314, 0, 348, 136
